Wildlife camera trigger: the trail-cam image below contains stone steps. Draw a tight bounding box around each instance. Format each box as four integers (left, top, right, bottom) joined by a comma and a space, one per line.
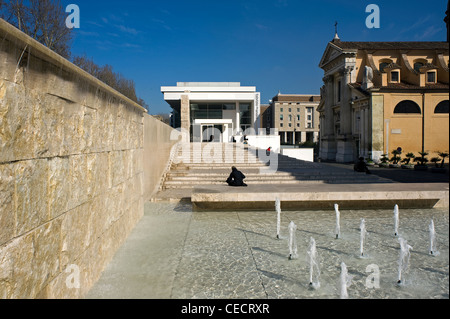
156, 143, 390, 194
161, 178, 385, 189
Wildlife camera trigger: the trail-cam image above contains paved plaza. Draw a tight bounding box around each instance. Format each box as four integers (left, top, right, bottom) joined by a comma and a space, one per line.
86, 163, 449, 299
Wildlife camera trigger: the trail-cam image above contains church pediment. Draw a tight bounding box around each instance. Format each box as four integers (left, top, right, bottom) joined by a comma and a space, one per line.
319, 43, 344, 69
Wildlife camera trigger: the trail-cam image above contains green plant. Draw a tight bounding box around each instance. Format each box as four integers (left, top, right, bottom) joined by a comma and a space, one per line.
380, 154, 389, 164
431, 157, 441, 168
438, 152, 449, 168
414, 151, 429, 166
390, 149, 402, 165
401, 153, 416, 165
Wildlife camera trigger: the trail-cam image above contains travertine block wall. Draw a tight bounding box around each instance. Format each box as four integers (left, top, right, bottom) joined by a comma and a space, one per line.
0, 19, 148, 298
143, 114, 178, 201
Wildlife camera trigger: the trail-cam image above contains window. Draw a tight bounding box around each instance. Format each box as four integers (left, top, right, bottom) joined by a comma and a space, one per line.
391, 71, 399, 82
223, 103, 236, 110
240, 103, 252, 126
307, 115, 312, 121
394, 100, 421, 114
289, 115, 292, 122
414, 62, 424, 73
297, 123, 300, 128
337, 80, 341, 103
289, 108, 292, 113
280, 114, 284, 121
379, 62, 389, 72
297, 115, 300, 121
427, 72, 436, 83
297, 108, 300, 112
280, 108, 284, 112
280, 123, 284, 127
241, 124, 251, 133
435, 100, 449, 114
307, 107, 313, 113
289, 123, 292, 128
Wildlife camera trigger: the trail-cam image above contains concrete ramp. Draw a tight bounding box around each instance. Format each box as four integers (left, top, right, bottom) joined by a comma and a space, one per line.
191, 183, 449, 211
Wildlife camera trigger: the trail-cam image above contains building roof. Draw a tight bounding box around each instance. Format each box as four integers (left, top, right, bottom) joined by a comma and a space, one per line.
272, 94, 321, 103
331, 39, 449, 50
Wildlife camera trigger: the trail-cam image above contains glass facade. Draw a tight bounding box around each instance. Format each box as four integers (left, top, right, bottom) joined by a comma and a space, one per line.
239, 103, 252, 132
190, 103, 238, 122
189, 102, 253, 136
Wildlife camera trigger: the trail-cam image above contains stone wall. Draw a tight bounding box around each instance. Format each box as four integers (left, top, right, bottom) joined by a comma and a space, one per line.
0, 19, 150, 298
143, 114, 178, 201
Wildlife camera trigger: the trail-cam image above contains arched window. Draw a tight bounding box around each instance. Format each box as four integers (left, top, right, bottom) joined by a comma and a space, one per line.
414, 62, 424, 72
394, 100, 421, 114
379, 62, 389, 72
435, 100, 449, 114
379, 59, 393, 73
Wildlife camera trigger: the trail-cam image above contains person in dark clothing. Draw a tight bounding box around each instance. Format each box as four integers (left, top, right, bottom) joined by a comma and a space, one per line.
354, 157, 372, 174
226, 166, 248, 187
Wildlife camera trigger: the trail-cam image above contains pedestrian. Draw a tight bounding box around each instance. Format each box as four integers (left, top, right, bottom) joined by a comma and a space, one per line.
354, 157, 372, 174
226, 166, 248, 187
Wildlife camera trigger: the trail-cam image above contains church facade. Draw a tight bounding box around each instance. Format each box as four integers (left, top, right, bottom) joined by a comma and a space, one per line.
318, 36, 449, 163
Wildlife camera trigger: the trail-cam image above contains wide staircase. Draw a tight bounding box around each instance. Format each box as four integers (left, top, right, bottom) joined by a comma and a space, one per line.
152, 143, 390, 201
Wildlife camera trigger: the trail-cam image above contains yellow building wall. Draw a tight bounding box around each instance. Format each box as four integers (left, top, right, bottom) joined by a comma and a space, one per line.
383, 93, 449, 159
384, 94, 423, 156
425, 94, 449, 156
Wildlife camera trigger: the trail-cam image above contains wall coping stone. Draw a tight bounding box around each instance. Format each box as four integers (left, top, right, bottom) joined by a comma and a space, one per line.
0, 18, 147, 114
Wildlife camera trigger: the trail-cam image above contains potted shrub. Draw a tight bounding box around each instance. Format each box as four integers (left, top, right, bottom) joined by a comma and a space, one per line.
389, 149, 402, 168
414, 151, 429, 171
379, 154, 390, 168
431, 152, 449, 174
365, 157, 375, 167
401, 153, 416, 169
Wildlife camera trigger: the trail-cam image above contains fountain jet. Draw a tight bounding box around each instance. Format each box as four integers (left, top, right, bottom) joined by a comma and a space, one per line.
288, 221, 298, 260
397, 237, 413, 285
334, 204, 341, 239
429, 219, 440, 256
340, 262, 352, 299
276, 198, 281, 239
394, 205, 400, 237
360, 219, 367, 258
307, 237, 320, 289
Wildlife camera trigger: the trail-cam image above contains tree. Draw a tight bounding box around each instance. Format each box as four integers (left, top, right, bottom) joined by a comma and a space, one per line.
438, 152, 449, 168
154, 113, 171, 125
390, 149, 402, 165
137, 98, 150, 113
414, 151, 429, 166
1, 0, 73, 58
2, 1, 149, 109
401, 153, 416, 165
73, 54, 144, 107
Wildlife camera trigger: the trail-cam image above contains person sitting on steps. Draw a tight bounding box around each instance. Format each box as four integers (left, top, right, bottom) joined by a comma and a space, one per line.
226, 166, 248, 187
354, 157, 372, 175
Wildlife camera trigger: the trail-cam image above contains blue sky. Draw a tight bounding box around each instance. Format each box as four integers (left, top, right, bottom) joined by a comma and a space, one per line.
62, 0, 448, 115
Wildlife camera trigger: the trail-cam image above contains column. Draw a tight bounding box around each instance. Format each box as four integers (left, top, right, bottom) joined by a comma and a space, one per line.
236, 102, 240, 135
336, 67, 356, 162
364, 107, 369, 157
181, 94, 190, 141
301, 132, 307, 143
360, 108, 365, 157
